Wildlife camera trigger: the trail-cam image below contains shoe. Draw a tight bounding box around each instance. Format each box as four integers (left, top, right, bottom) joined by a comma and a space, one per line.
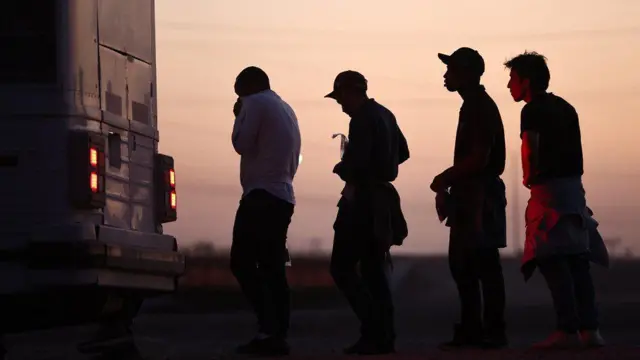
482, 328, 508, 349
438, 324, 483, 350
343, 337, 395, 355
77, 324, 134, 354
235, 338, 263, 354
481, 322, 508, 349
481, 334, 508, 349
235, 336, 290, 356
579, 329, 605, 348
531, 330, 582, 350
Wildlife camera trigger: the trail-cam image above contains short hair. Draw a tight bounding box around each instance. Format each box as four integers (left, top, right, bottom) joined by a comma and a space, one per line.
236, 66, 270, 90
504, 51, 550, 92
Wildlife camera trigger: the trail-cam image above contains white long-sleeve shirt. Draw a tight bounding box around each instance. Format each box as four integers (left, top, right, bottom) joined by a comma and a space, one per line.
232, 89, 301, 205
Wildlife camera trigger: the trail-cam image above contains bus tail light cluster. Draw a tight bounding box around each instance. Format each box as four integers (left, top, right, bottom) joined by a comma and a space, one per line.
68, 131, 106, 209
155, 154, 177, 223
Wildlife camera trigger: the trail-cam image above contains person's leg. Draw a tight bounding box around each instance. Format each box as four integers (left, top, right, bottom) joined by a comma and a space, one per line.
535, 256, 582, 348
0, 307, 5, 359
330, 204, 380, 353
476, 247, 507, 347
360, 248, 395, 353
567, 255, 604, 346
229, 193, 266, 345
255, 192, 294, 340
441, 228, 483, 348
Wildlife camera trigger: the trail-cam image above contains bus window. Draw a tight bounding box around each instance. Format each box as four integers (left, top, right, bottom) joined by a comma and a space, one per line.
0, 1, 57, 84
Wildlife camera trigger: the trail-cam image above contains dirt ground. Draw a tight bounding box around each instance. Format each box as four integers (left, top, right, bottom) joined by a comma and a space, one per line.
4, 304, 639, 360
4, 255, 639, 359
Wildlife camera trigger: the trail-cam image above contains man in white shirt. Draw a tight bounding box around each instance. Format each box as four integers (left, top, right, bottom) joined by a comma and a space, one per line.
229, 66, 301, 357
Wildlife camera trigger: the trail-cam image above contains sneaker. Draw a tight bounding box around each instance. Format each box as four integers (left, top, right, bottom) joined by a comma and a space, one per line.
438, 323, 484, 350
531, 330, 582, 350
77, 324, 134, 354
235, 338, 263, 355
579, 329, 605, 348
481, 333, 508, 349
481, 323, 508, 349
235, 336, 290, 357
343, 337, 395, 355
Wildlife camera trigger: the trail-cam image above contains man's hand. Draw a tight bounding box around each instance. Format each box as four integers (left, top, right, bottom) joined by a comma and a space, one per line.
435, 191, 450, 222
430, 171, 449, 193
332, 162, 342, 174
233, 98, 243, 117
333, 161, 349, 182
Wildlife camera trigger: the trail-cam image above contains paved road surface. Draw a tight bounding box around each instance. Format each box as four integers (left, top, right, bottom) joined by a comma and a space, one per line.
4, 304, 639, 359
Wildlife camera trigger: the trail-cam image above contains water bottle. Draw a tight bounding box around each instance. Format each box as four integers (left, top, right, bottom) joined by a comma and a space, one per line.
284, 246, 292, 267
332, 133, 348, 159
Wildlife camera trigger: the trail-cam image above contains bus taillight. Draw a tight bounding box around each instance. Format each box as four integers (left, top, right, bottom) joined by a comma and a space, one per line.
155, 154, 177, 223
169, 169, 175, 187
90, 148, 98, 167
90, 172, 99, 192
170, 190, 177, 210
68, 131, 106, 209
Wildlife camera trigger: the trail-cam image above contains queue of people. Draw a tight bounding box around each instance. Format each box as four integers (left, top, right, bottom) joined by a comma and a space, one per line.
228, 49, 609, 357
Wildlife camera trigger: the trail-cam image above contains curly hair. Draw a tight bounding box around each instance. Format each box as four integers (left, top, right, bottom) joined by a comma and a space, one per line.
504, 51, 550, 92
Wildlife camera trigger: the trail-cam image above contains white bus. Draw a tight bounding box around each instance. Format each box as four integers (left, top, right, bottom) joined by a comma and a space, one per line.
0, 0, 184, 356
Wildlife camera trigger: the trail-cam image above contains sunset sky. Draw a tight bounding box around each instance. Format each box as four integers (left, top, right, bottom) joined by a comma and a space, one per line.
156, 0, 640, 256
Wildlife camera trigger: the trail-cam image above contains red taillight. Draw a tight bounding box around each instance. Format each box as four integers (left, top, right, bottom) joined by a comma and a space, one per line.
155, 154, 177, 223
169, 169, 175, 187
90, 148, 98, 167
69, 131, 106, 209
89, 147, 100, 192
168, 168, 177, 210
90, 172, 99, 192
168, 168, 177, 211
170, 190, 177, 209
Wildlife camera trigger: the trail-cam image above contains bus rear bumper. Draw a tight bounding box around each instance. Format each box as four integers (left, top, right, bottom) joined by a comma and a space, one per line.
0, 224, 185, 292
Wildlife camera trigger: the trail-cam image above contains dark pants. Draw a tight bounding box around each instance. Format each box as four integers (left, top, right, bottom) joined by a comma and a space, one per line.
330, 200, 395, 345
538, 254, 598, 333
230, 189, 294, 338
448, 229, 506, 336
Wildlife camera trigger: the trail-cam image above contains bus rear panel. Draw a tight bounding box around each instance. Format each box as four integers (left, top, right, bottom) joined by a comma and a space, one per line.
0, 0, 183, 306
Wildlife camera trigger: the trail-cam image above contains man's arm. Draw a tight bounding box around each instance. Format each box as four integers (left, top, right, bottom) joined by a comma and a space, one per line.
519, 105, 542, 187
436, 115, 494, 188
521, 131, 539, 187
231, 97, 262, 155
334, 115, 373, 183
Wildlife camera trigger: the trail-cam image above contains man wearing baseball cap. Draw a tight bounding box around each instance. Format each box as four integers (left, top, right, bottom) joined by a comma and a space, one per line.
430, 48, 508, 349
325, 70, 409, 355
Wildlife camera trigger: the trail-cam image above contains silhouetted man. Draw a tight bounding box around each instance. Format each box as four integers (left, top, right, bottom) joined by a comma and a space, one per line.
229, 66, 301, 356
325, 70, 409, 355
431, 47, 508, 349
505, 51, 608, 349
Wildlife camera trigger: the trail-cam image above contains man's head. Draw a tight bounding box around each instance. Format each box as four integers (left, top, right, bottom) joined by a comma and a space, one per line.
504, 51, 550, 103
234, 66, 270, 97
324, 70, 368, 116
438, 47, 485, 92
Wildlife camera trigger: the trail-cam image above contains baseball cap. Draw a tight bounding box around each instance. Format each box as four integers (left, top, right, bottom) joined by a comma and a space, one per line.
324, 70, 368, 99
437, 47, 485, 77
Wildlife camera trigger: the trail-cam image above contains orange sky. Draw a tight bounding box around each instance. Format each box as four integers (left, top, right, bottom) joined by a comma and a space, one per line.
156, 0, 640, 255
